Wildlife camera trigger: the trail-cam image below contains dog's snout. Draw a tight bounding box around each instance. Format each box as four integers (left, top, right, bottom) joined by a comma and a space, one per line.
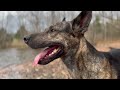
24, 35, 30, 43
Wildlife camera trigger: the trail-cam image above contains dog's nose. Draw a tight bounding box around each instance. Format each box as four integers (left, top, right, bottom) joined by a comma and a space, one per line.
24, 36, 30, 43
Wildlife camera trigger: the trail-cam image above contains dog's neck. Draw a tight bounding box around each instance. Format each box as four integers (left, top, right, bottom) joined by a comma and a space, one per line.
61, 37, 115, 79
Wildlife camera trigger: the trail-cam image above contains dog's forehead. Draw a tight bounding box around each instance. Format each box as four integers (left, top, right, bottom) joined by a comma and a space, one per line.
53, 22, 71, 30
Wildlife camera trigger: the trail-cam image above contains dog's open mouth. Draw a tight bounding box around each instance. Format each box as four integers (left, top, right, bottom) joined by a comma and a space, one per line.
33, 44, 64, 65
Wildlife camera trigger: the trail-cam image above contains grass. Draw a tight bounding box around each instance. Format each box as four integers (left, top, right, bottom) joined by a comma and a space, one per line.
11, 38, 28, 49
95, 40, 120, 52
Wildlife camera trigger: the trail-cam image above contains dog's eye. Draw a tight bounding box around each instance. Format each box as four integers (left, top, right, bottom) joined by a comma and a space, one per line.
50, 29, 56, 32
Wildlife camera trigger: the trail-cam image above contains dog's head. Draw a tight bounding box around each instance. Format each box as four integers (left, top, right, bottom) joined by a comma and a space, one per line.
24, 11, 92, 65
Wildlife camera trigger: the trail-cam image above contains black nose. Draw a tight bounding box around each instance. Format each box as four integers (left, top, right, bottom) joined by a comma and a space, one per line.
24, 36, 30, 43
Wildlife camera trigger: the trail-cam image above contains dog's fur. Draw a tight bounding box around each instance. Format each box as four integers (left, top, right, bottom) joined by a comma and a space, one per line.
24, 11, 120, 79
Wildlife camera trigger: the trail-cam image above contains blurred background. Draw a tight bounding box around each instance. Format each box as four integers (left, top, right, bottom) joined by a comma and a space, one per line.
0, 11, 120, 79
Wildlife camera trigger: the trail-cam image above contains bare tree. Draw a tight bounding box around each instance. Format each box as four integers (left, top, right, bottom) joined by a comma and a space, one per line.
16, 11, 27, 27
0, 12, 5, 29
0, 12, 13, 48
26, 11, 42, 32
101, 11, 107, 42
51, 11, 56, 24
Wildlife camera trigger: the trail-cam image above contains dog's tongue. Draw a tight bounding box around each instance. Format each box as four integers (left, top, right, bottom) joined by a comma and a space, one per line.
33, 50, 48, 66
33, 46, 59, 66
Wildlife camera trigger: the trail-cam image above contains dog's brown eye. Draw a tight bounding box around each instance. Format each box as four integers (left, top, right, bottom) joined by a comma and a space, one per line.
50, 29, 56, 32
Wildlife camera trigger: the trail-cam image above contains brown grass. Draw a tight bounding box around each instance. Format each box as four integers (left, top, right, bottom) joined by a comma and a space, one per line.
96, 40, 120, 52
11, 39, 27, 49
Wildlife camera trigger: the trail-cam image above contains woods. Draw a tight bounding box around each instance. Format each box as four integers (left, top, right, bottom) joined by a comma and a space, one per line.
0, 11, 120, 48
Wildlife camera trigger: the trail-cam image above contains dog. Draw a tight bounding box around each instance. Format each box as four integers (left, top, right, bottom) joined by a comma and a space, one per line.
24, 11, 120, 79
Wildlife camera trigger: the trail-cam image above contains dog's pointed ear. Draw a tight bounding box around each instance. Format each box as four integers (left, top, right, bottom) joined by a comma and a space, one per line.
62, 17, 66, 22
71, 11, 92, 34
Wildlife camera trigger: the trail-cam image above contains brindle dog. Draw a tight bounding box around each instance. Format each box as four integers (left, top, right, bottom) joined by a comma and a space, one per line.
24, 11, 120, 79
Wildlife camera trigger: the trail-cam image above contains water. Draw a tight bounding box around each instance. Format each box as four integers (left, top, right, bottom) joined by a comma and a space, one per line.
0, 48, 37, 68
0, 48, 68, 79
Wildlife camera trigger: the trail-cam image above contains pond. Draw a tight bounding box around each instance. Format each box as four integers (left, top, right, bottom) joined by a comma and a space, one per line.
0, 48, 37, 69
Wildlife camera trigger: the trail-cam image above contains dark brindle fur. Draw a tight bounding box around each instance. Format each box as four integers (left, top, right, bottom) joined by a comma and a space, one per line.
24, 11, 120, 79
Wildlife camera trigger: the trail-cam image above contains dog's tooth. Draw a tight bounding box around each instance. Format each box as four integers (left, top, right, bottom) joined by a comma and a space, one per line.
53, 49, 58, 53
50, 48, 59, 55
53, 50, 56, 54
51, 52, 54, 55
53, 50, 55, 53
49, 53, 52, 56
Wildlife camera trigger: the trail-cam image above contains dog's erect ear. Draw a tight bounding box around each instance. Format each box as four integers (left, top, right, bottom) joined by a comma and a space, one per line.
62, 17, 66, 22
71, 11, 92, 34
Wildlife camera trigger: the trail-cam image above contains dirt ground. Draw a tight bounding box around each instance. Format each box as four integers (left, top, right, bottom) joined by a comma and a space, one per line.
0, 59, 70, 79
0, 41, 120, 79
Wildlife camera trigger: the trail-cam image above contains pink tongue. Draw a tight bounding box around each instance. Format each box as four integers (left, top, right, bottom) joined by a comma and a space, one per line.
33, 45, 59, 66
33, 50, 48, 66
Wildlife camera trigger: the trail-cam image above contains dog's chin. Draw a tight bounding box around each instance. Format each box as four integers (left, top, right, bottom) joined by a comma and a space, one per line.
33, 44, 64, 66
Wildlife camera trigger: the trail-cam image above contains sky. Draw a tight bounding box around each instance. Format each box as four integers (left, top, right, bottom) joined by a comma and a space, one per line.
0, 11, 119, 34
0, 11, 16, 19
